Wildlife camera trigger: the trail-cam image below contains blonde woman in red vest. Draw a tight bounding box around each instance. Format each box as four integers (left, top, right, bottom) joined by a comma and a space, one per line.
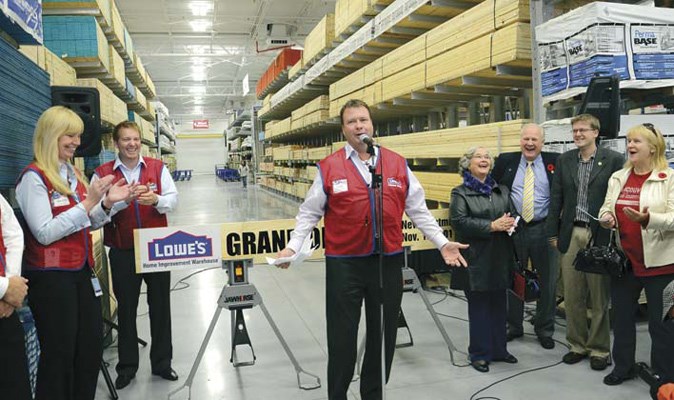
0, 192, 31, 399
15, 106, 134, 400
93, 121, 179, 390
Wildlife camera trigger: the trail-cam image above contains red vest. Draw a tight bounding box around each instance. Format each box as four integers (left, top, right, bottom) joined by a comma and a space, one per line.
318, 147, 408, 257
95, 158, 168, 249
0, 208, 6, 277
20, 164, 94, 271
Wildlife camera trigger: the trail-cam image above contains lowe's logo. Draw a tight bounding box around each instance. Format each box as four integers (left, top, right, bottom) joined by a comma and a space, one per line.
148, 231, 213, 261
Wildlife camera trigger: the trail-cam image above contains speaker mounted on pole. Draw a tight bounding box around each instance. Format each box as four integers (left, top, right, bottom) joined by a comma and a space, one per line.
577, 75, 621, 139
51, 86, 102, 157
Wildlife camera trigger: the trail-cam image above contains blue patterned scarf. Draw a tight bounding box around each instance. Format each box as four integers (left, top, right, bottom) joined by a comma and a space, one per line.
462, 171, 496, 196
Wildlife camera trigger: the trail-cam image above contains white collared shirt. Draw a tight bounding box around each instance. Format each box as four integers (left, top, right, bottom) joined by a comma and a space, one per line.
0, 194, 23, 299
16, 162, 109, 246
286, 144, 450, 253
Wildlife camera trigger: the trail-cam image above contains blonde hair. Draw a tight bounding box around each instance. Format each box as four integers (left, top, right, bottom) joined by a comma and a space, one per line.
32, 106, 88, 195
625, 124, 668, 171
571, 113, 600, 131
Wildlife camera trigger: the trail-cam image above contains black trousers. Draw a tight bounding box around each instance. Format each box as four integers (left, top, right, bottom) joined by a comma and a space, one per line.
25, 267, 103, 400
465, 289, 509, 362
507, 221, 559, 338
0, 312, 31, 399
109, 248, 172, 376
610, 271, 674, 381
326, 254, 403, 400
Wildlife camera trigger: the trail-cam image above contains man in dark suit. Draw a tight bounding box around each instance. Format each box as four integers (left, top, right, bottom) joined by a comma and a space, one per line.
492, 123, 560, 350
545, 114, 624, 370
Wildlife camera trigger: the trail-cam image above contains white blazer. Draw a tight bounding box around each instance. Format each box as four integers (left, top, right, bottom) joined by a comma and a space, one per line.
600, 167, 674, 268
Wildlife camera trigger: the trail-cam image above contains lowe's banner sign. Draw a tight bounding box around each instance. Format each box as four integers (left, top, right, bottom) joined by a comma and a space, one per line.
134, 209, 452, 273
135, 225, 222, 273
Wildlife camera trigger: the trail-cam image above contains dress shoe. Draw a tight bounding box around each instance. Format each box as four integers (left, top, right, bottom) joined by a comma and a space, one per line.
153, 367, 179, 381
471, 360, 489, 373
498, 354, 518, 364
538, 336, 555, 350
114, 373, 134, 390
562, 352, 587, 364
603, 372, 633, 386
506, 331, 523, 342
590, 356, 609, 371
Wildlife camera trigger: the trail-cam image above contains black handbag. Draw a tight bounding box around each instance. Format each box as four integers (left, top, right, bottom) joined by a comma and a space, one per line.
574, 228, 628, 278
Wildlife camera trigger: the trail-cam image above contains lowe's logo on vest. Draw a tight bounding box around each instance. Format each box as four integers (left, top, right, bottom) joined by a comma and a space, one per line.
149, 231, 213, 261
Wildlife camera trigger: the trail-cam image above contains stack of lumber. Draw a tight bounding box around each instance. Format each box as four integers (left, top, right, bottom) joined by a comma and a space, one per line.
76, 78, 127, 125
272, 145, 304, 161
415, 172, 462, 203
19, 45, 77, 86
289, 60, 303, 80
290, 95, 330, 130
375, 120, 527, 160
329, 0, 530, 117
303, 14, 335, 65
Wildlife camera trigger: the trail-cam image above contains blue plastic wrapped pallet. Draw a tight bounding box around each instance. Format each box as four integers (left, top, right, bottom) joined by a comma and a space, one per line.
0, 0, 43, 44
125, 77, 136, 100
42, 0, 112, 30
123, 27, 134, 66
42, 15, 110, 71
0, 36, 51, 188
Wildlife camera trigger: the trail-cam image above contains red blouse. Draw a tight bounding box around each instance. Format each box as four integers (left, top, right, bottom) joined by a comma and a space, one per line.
615, 171, 674, 277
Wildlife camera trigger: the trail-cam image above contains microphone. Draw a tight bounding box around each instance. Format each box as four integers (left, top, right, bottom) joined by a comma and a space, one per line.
359, 134, 374, 146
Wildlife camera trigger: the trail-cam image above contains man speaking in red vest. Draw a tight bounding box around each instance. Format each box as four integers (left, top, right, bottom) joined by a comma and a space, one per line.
93, 121, 179, 390
276, 99, 468, 400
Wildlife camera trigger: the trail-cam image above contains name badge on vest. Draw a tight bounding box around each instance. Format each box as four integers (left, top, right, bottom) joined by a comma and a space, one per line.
51, 191, 70, 207
332, 179, 348, 194
387, 177, 402, 189
148, 181, 158, 192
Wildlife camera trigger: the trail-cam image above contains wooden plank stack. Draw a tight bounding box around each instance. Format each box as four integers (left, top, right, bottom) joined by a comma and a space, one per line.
290, 95, 331, 131
19, 45, 77, 86
76, 78, 127, 125
329, 0, 531, 112
303, 13, 335, 66
414, 172, 462, 203
374, 120, 527, 160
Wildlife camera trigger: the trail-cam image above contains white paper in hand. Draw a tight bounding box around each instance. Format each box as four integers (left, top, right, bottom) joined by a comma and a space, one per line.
266, 234, 318, 266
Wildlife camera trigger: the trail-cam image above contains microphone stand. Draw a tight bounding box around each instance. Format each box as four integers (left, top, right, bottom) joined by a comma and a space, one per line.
366, 142, 386, 400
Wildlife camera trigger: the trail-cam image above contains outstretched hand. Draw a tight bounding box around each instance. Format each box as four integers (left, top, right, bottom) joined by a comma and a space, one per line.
440, 242, 469, 267
624, 206, 649, 226
275, 248, 296, 269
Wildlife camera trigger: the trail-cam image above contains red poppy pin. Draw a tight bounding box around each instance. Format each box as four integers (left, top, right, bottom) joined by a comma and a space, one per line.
547, 163, 555, 173
659, 172, 667, 179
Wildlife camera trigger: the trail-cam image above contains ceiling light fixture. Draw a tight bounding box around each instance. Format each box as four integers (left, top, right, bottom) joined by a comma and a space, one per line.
189, 20, 211, 32
189, 1, 213, 16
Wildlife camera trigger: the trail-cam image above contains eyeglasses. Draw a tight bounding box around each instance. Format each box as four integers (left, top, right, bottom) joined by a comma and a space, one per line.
572, 128, 596, 134
472, 154, 491, 160
643, 123, 658, 136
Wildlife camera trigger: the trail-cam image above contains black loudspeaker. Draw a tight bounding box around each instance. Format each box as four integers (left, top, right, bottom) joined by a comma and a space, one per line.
578, 75, 621, 139
51, 86, 102, 157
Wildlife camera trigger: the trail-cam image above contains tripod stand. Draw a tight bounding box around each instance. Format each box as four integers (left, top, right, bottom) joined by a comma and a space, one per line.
353, 247, 462, 380
168, 259, 320, 400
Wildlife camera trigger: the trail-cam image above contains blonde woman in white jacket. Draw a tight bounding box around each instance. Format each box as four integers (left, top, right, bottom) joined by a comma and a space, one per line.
599, 123, 674, 388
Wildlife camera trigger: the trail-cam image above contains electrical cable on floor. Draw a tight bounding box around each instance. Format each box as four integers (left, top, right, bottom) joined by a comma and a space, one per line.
468, 336, 570, 400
